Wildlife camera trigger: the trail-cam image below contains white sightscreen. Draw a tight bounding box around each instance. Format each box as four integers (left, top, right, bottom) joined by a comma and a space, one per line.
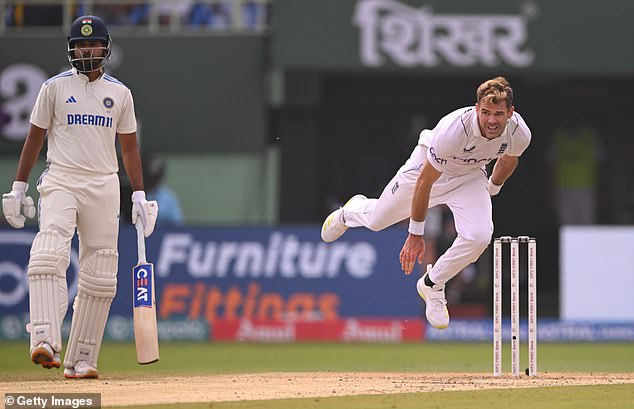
561, 226, 634, 321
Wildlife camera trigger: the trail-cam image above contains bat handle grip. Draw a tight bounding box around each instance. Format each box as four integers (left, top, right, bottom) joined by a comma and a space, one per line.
136, 222, 147, 264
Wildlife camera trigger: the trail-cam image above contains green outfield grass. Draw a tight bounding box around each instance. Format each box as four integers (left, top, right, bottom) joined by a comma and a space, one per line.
1, 341, 633, 379
1, 341, 633, 408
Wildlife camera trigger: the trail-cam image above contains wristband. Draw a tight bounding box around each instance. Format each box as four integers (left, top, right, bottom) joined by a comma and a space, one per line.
408, 219, 425, 235
487, 176, 503, 196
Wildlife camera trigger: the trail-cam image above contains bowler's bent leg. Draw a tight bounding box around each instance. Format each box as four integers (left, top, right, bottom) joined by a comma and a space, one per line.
428, 176, 492, 287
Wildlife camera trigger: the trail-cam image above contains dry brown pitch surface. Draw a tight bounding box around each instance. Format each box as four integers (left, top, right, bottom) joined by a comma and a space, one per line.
2, 372, 634, 406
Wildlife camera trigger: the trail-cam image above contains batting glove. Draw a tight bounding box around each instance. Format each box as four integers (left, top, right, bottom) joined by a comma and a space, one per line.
2, 181, 36, 229
131, 190, 159, 237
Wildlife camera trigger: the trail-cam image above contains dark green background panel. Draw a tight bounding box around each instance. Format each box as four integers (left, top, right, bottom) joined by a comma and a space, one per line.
272, 0, 634, 73
0, 36, 267, 152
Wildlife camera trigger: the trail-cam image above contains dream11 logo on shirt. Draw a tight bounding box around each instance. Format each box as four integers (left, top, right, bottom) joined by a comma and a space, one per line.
352, 0, 536, 68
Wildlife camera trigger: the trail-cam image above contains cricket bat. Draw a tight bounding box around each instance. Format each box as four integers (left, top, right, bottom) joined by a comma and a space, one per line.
133, 222, 160, 364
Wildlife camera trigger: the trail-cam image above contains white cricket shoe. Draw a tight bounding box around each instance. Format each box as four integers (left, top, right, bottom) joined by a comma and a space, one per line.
64, 361, 98, 379
320, 195, 366, 243
416, 265, 450, 329
31, 342, 61, 369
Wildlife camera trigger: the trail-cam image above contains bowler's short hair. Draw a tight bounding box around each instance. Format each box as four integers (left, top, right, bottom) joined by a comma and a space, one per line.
477, 77, 513, 109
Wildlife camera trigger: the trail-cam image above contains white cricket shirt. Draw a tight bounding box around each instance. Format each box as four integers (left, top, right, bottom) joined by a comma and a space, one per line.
418, 106, 531, 177
30, 68, 137, 174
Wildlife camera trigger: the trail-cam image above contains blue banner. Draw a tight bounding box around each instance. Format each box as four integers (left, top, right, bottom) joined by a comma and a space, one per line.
0, 225, 420, 331
426, 319, 634, 342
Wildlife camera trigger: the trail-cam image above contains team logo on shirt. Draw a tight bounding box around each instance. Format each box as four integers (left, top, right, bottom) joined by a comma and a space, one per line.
391, 181, 399, 195
497, 143, 508, 155
103, 97, 114, 109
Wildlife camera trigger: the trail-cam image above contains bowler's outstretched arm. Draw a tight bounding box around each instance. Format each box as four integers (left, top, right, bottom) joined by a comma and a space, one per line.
399, 161, 442, 275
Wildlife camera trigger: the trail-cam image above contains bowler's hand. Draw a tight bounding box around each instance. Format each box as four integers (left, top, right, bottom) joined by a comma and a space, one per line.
399, 234, 425, 275
131, 190, 158, 237
2, 181, 36, 229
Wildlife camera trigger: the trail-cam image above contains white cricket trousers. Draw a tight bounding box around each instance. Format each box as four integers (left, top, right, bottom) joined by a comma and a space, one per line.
37, 164, 120, 258
344, 145, 493, 286
30, 163, 120, 354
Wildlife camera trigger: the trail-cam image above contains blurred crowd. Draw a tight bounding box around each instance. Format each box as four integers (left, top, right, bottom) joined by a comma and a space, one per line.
119, 152, 184, 228
4, 1, 268, 30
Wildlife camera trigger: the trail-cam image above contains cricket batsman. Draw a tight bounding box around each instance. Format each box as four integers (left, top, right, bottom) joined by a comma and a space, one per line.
2, 15, 158, 378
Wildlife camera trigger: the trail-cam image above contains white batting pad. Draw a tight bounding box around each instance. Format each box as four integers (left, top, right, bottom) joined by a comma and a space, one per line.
27, 229, 71, 352
64, 249, 118, 368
